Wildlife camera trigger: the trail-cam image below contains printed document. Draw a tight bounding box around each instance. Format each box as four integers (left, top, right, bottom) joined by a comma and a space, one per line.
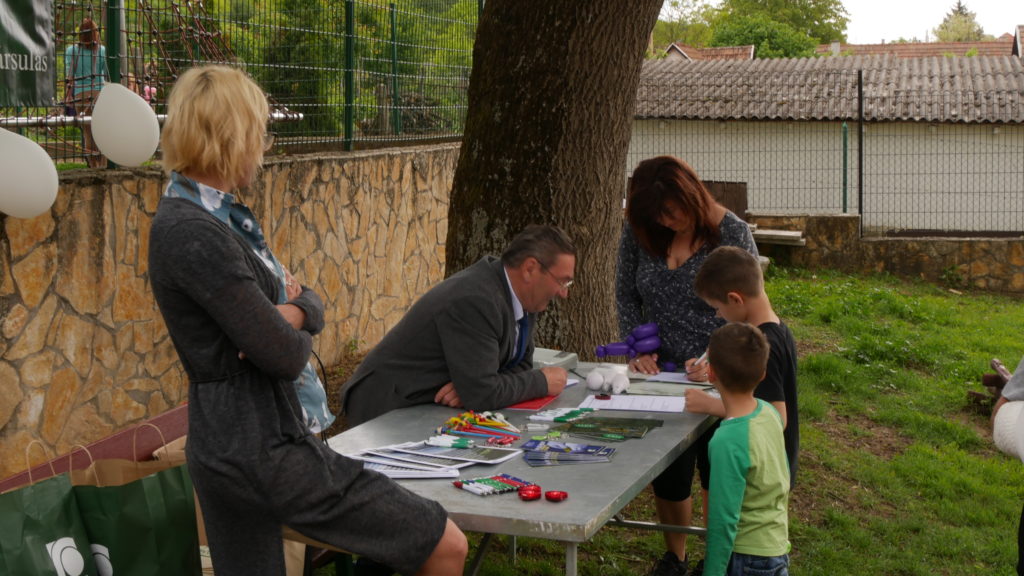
578, 394, 686, 413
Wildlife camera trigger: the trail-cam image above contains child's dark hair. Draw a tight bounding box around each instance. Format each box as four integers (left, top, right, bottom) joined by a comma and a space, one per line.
708, 322, 768, 393
694, 246, 762, 303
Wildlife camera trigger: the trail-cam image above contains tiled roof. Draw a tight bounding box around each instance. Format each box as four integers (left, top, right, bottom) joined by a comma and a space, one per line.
815, 37, 1014, 58
1016, 26, 1023, 57
636, 55, 1024, 123
666, 43, 754, 61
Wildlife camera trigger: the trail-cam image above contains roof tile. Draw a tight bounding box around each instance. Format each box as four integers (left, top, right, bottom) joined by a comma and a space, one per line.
636, 55, 1024, 123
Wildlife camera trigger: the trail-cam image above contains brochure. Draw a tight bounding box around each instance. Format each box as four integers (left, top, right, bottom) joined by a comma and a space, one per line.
385, 441, 522, 465
566, 416, 664, 441
361, 447, 476, 469
360, 459, 461, 479
520, 439, 615, 465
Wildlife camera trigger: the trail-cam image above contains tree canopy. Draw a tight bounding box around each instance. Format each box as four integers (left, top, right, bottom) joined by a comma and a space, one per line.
932, 1, 990, 42
711, 13, 818, 58
651, 0, 715, 54
716, 0, 848, 44
651, 0, 846, 58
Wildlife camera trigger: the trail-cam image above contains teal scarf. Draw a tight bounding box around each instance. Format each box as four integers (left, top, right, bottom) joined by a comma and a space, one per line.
163, 171, 335, 433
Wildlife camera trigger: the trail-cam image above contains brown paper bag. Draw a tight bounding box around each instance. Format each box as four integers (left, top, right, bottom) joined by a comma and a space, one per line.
152, 435, 307, 576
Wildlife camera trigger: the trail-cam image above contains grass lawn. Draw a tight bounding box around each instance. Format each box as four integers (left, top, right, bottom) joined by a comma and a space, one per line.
319, 266, 1024, 575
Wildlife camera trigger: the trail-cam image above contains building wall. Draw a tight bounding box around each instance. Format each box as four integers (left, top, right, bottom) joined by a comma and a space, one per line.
629, 119, 859, 214
629, 119, 1024, 234
0, 144, 459, 480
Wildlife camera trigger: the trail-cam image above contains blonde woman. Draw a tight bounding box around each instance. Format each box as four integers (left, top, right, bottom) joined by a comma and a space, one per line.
149, 65, 467, 576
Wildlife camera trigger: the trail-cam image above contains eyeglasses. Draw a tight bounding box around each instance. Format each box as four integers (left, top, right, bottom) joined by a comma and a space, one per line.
263, 131, 276, 151
540, 263, 574, 290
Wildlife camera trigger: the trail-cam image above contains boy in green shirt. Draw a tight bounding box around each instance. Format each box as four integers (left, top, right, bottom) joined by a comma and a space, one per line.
703, 322, 790, 576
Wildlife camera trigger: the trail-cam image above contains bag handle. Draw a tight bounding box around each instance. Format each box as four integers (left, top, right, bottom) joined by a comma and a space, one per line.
66, 444, 99, 486
68, 444, 95, 469
25, 440, 57, 484
132, 421, 169, 463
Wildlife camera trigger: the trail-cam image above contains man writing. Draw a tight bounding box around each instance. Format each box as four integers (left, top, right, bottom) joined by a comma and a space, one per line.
341, 224, 576, 427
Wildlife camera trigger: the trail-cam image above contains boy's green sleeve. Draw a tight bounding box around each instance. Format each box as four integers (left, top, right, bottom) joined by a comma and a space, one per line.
704, 423, 751, 576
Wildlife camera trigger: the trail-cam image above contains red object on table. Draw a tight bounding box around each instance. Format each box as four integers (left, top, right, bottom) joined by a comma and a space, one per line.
505, 394, 558, 411
545, 490, 568, 502
519, 485, 542, 501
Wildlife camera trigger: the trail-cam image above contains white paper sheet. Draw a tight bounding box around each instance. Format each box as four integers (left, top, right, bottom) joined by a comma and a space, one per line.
578, 394, 686, 413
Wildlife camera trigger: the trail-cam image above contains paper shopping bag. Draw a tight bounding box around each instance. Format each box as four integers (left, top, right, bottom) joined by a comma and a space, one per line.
74, 460, 201, 576
0, 473, 99, 575
149, 436, 209, 546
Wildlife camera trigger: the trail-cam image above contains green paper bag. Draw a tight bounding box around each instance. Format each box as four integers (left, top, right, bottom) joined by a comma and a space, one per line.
74, 461, 200, 576
0, 473, 99, 575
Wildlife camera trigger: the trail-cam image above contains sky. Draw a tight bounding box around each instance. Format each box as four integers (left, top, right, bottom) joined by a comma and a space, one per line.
838, 0, 1022, 44
659, 1, 1023, 45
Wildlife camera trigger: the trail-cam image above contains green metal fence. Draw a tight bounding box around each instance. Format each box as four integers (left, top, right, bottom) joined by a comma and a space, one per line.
2, 0, 478, 167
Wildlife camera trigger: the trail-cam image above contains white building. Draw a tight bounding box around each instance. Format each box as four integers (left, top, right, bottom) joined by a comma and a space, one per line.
631, 49, 1024, 235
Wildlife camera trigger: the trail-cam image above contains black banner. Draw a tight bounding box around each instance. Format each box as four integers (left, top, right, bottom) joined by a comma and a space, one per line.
0, 0, 55, 106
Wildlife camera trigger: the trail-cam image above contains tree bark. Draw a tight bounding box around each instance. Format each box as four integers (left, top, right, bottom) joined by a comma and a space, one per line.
446, 0, 661, 359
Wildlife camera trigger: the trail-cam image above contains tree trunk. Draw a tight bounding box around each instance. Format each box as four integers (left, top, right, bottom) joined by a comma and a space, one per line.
446, 0, 661, 360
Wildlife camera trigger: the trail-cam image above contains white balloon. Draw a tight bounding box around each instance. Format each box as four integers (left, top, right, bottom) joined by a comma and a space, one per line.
91, 83, 160, 167
0, 128, 59, 219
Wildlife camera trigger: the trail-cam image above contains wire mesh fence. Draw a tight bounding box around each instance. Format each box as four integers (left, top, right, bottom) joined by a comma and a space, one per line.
1, 0, 478, 166
6, 5, 1024, 236
859, 119, 1024, 236
630, 68, 1024, 236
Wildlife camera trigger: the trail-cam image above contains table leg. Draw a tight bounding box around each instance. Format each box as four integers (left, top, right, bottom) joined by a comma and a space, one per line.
564, 541, 578, 576
467, 533, 493, 576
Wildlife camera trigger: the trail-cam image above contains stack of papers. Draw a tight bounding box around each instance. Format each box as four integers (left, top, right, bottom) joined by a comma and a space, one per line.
343, 441, 522, 479
360, 459, 460, 479
520, 439, 615, 466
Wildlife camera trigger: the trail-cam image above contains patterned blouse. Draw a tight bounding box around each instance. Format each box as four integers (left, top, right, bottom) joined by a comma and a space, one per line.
163, 171, 335, 433
615, 212, 758, 365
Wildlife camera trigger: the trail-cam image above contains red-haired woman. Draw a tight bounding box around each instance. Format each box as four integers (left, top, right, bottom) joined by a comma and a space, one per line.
616, 155, 758, 576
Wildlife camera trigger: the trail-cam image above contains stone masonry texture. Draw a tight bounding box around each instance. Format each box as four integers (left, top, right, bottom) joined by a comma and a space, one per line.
0, 145, 458, 479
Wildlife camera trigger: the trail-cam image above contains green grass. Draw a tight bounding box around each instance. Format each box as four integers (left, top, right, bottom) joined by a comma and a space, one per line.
316, 266, 1024, 575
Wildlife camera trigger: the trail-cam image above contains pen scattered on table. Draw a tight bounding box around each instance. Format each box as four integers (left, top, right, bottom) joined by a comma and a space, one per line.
438, 411, 522, 443
453, 473, 535, 496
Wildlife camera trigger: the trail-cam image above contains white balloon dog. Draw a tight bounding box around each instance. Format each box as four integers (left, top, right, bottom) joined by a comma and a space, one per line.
586, 365, 630, 395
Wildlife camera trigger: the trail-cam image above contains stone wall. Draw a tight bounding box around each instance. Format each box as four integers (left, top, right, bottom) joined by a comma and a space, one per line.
750, 213, 1024, 292
0, 144, 459, 480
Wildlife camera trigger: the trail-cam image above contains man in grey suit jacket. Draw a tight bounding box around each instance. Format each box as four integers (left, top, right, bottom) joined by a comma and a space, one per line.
342, 225, 576, 427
